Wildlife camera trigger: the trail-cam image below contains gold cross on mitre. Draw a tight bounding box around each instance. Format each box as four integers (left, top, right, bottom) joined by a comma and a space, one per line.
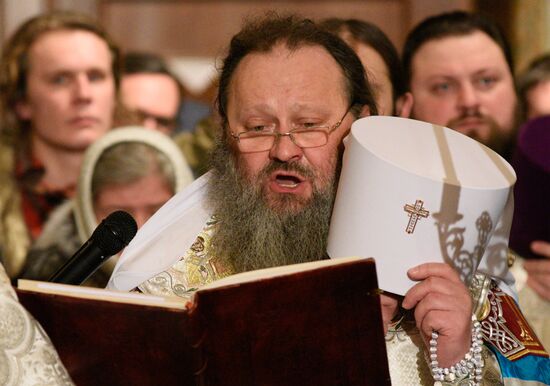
403, 199, 430, 234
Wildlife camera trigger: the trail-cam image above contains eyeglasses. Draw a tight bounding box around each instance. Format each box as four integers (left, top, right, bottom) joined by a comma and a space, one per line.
230, 107, 352, 153
134, 109, 177, 130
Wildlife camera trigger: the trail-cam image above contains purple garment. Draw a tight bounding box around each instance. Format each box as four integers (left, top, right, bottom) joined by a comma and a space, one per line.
509, 115, 550, 259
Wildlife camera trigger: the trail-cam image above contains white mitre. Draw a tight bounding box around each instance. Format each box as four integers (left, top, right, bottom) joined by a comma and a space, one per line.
327, 116, 517, 297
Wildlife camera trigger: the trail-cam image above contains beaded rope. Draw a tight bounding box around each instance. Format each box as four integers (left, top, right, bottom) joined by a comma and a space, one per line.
429, 315, 484, 386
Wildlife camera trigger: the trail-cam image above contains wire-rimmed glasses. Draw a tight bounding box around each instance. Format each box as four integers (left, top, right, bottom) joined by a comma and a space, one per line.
230, 107, 351, 153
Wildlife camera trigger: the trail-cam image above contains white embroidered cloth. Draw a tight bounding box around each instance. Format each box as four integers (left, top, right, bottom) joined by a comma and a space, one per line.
0, 264, 73, 385
107, 172, 212, 291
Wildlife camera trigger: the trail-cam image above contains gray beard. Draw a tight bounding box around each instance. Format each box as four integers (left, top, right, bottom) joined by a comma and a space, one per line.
206, 137, 338, 273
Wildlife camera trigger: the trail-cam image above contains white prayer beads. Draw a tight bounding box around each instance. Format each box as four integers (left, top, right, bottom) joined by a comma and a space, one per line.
429, 315, 484, 386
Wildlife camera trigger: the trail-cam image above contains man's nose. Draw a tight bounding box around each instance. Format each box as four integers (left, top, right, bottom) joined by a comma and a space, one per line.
142, 116, 159, 131
73, 75, 92, 102
457, 83, 480, 111
269, 130, 303, 163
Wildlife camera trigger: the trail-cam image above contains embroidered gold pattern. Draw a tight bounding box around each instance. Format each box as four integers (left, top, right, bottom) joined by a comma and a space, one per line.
469, 274, 492, 321
138, 216, 234, 301
506, 250, 516, 268
480, 289, 524, 357
479, 283, 548, 360
518, 319, 534, 343
404, 199, 429, 234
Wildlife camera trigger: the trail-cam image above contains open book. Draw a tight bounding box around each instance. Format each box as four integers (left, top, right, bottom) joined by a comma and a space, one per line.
18, 279, 188, 308
17, 256, 390, 386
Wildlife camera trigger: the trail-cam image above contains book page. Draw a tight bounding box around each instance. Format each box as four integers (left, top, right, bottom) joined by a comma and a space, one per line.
17, 280, 188, 310
200, 256, 368, 290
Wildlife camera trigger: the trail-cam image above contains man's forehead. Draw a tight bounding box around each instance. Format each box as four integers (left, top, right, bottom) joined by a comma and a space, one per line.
122, 73, 179, 96
227, 44, 348, 109
236, 43, 339, 71
30, 29, 102, 48
28, 29, 111, 68
411, 31, 510, 78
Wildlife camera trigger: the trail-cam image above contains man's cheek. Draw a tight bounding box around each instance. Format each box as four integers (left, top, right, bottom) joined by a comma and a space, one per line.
235, 154, 257, 181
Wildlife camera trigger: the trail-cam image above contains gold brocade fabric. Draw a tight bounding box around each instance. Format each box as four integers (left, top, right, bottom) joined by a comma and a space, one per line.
138, 216, 234, 300
518, 285, 550, 352
0, 264, 73, 385
510, 254, 550, 352
385, 319, 432, 385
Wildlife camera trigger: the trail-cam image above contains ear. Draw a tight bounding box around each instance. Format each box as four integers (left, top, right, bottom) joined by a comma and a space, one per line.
395, 92, 413, 118
358, 104, 371, 118
15, 100, 33, 121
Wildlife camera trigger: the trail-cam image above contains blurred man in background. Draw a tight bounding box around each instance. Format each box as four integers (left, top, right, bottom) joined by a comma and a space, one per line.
120, 52, 183, 135
516, 53, 550, 123
320, 18, 412, 117
402, 11, 517, 160
0, 11, 120, 279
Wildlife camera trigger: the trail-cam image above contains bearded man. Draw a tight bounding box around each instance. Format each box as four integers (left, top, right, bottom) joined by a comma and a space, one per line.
403, 10, 550, 358
402, 11, 517, 160
109, 14, 549, 385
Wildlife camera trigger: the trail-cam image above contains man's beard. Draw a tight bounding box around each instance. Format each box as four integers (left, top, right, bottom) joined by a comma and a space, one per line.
447, 111, 514, 157
206, 137, 339, 273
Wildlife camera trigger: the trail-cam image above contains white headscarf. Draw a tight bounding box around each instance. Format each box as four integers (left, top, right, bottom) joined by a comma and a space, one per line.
74, 126, 194, 245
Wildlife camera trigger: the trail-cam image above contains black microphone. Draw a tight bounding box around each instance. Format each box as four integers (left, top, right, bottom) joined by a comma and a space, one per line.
49, 210, 138, 285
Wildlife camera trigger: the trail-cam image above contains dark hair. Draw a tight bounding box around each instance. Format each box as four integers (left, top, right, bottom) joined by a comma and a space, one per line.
123, 52, 172, 76
516, 53, 550, 123
0, 11, 121, 141
402, 11, 514, 90
122, 51, 184, 100
216, 12, 377, 128
320, 18, 405, 102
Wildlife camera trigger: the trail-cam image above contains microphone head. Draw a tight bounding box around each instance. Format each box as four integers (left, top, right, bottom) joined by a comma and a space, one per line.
92, 211, 138, 256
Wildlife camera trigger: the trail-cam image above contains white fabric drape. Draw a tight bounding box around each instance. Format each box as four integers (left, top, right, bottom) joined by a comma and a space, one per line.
107, 172, 212, 291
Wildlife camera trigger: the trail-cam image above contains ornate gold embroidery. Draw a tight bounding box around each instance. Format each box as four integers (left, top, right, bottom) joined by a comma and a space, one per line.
518, 319, 534, 343
479, 282, 549, 360
469, 273, 492, 321
403, 199, 429, 234
506, 250, 516, 268
190, 236, 205, 253
138, 216, 234, 300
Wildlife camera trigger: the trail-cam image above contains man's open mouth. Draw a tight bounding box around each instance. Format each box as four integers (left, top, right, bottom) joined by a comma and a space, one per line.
273, 172, 305, 188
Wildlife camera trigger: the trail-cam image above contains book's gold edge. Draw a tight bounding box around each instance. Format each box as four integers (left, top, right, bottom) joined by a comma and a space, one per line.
201, 256, 371, 291
17, 279, 188, 310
